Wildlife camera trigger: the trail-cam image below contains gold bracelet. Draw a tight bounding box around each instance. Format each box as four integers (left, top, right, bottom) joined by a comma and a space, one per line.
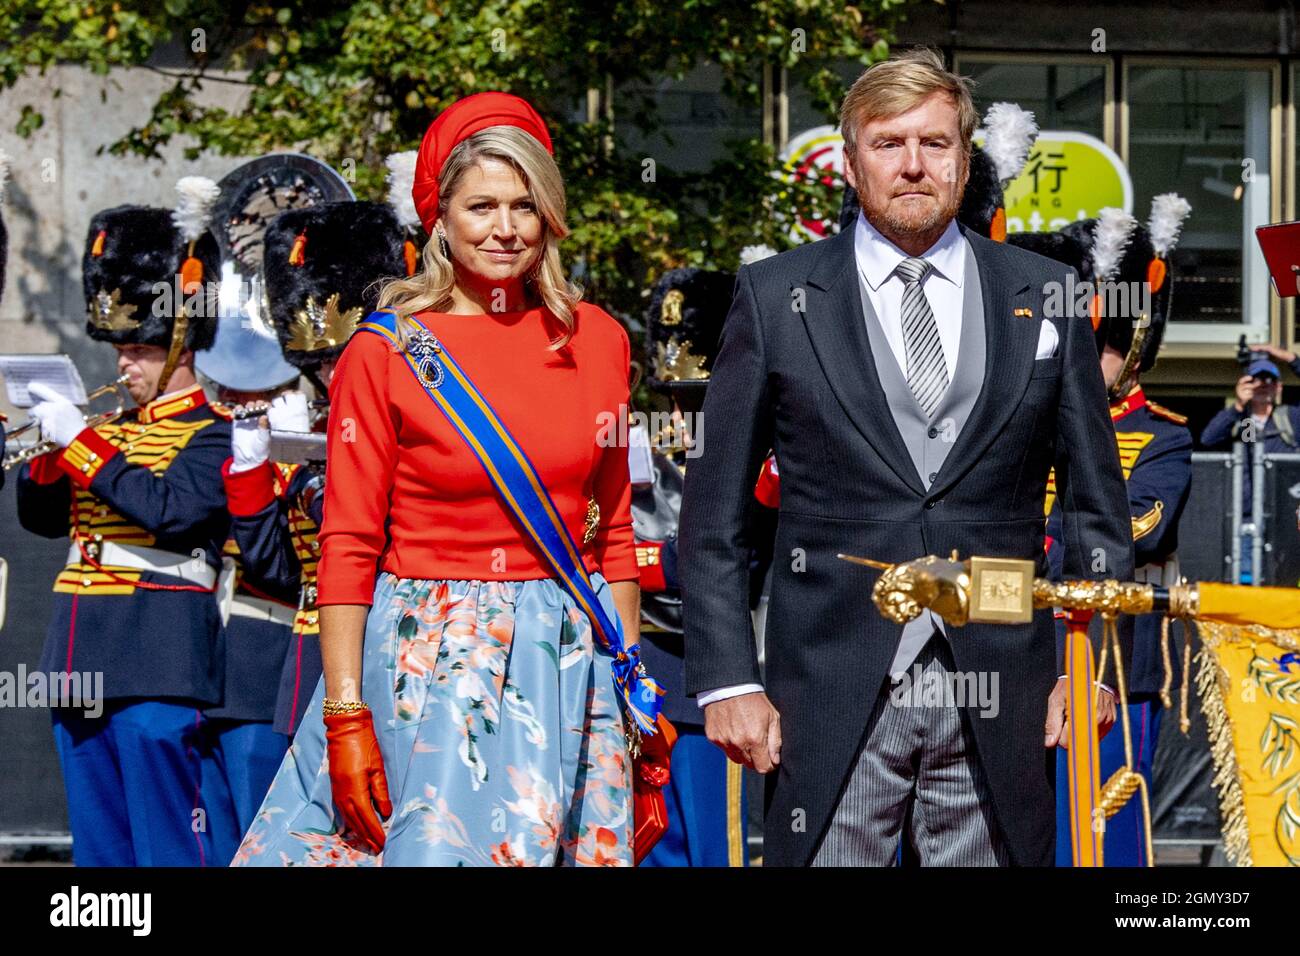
322, 698, 369, 716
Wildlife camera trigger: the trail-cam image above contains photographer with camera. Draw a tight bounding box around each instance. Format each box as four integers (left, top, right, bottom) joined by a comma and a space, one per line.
1200, 341, 1300, 581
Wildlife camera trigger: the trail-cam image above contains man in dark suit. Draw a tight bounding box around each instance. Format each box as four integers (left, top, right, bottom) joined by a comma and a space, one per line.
679, 48, 1133, 867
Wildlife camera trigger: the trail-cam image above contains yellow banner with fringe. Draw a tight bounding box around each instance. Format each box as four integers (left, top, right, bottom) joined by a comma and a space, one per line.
1195, 619, 1300, 867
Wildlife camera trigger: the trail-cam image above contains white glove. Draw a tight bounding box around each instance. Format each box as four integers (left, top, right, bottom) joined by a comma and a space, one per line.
230, 416, 270, 473
28, 383, 87, 449
267, 390, 311, 433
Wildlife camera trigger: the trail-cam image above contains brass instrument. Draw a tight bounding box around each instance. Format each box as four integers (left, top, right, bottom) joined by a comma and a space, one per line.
229, 399, 272, 421
2, 375, 131, 470
229, 397, 328, 427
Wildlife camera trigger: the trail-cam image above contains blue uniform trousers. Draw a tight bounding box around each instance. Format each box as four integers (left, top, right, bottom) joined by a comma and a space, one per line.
52, 700, 215, 867
1055, 700, 1163, 866
641, 727, 747, 867
200, 718, 289, 866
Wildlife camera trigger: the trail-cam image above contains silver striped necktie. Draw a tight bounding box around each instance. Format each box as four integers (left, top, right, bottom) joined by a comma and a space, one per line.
895, 256, 948, 419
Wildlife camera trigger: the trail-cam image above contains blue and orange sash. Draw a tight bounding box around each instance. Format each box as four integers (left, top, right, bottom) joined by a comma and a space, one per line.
357, 309, 664, 734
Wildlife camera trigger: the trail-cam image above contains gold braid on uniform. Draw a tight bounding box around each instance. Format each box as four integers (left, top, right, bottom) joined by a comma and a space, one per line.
1159, 615, 1174, 711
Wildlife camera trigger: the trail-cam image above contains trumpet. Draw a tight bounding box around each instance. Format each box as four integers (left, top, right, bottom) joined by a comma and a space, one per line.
2, 375, 131, 470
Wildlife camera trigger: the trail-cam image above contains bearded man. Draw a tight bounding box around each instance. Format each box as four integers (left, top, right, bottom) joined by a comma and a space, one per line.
679, 48, 1133, 866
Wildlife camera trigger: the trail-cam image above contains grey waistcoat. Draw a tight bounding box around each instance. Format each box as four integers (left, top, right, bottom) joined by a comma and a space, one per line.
856, 243, 987, 677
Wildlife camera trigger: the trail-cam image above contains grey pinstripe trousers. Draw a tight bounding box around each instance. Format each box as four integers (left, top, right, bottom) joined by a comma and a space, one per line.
811, 636, 1010, 866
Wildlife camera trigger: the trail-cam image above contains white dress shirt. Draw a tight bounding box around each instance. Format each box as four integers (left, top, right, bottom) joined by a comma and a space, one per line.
696, 215, 971, 708
854, 212, 966, 382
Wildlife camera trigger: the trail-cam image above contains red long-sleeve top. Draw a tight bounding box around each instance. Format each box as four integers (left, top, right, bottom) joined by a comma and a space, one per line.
316, 302, 640, 606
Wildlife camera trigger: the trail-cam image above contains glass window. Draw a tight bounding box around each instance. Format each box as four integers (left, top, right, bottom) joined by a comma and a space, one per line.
1127, 64, 1273, 339
958, 59, 1107, 142
614, 63, 763, 172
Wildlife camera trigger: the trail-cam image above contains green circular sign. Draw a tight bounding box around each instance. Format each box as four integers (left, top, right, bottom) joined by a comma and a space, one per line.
974, 130, 1133, 233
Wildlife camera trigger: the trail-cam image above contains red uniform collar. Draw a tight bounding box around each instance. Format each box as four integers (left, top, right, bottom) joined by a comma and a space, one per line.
138, 383, 209, 423
1110, 385, 1147, 422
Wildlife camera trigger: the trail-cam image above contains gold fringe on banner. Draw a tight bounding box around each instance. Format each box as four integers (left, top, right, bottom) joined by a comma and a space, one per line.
1195, 619, 1300, 867
1194, 625, 1253, 866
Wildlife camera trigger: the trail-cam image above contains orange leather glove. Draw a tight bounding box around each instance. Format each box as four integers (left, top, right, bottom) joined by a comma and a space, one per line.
324, 709, 392, 853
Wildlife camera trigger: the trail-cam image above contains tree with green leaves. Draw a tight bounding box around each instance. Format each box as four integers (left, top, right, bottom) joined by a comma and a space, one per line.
3, 0, 916, 323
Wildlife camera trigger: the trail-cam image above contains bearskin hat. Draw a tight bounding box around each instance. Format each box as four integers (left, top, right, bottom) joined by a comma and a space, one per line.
262, 201, 406, 371
82, 204, 221, 351
644, 267, 737, 395
1008, 195, 1190, 376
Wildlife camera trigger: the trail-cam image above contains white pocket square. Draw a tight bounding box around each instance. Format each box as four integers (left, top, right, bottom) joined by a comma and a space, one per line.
1035, 319, 1059, 360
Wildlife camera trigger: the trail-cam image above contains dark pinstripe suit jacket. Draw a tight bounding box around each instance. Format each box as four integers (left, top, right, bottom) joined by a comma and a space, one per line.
679, 222, 1134, 866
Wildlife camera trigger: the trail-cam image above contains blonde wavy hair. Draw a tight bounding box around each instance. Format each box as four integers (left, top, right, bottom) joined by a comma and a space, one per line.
377, 125, 582, 349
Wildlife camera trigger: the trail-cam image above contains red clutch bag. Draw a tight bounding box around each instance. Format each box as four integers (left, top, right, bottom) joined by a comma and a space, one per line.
632, 712, 678, 865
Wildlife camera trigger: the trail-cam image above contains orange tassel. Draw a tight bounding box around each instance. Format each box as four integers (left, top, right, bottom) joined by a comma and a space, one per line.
990, 207, 1007, 243
180, 255, 203, 295
1147, 257, 1167, 294
1089, 292, 1103, 331
403, 239, 418, 276
91, 230, 106, 257
289, 231, 307, 267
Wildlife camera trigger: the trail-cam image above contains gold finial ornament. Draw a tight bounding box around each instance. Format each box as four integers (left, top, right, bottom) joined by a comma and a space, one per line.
846, 552, 974, 627
652, 339, 709, 383
87, 288, 141, 332
289, 293, 363, 353
660, 288, 684, 326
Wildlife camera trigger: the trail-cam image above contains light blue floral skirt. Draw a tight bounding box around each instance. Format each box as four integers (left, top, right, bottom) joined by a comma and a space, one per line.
233, 572, 633, 866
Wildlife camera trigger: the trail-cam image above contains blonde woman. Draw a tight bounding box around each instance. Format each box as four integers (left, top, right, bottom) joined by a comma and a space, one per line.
235, 92, 658, 867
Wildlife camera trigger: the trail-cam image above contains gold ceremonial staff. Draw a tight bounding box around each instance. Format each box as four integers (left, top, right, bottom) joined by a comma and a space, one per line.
840, 552, 1300, 867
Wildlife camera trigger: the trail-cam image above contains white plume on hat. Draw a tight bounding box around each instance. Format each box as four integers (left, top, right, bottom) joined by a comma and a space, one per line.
1147, 193, 1192, 259
1091, 207, 1138, 282
386, 151, 421, 232
982, 102, 1038, 186
739, 244, 778, 265
172, 176, 220, 243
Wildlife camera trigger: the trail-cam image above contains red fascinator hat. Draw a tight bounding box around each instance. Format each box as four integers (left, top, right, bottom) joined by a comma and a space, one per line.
412, 91, 554, 234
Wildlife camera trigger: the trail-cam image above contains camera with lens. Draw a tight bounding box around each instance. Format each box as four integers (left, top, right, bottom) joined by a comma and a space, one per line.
1238, 334, 1272, 370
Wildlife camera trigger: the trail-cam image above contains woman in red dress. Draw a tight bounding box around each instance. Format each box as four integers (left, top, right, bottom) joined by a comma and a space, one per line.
235, 92, 648, 866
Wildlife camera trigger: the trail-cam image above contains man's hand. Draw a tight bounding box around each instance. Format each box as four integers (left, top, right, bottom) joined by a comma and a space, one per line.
1257, 343, 1297, 365
28, 383, 87, 449
267, 390, 311, 433
230, 415, 271, 473
704, 691, 782, 772
1044, 678, 1116, 749
1233, 374, 1255, 412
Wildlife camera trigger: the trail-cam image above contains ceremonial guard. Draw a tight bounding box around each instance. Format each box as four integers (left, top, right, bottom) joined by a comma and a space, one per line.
190, 157, 355, 861
221, 159, 413, 743
15, 180, 231, 866
1016, 195, 1194, 866
638, 266, 756, 866
193, 269, 304, 864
